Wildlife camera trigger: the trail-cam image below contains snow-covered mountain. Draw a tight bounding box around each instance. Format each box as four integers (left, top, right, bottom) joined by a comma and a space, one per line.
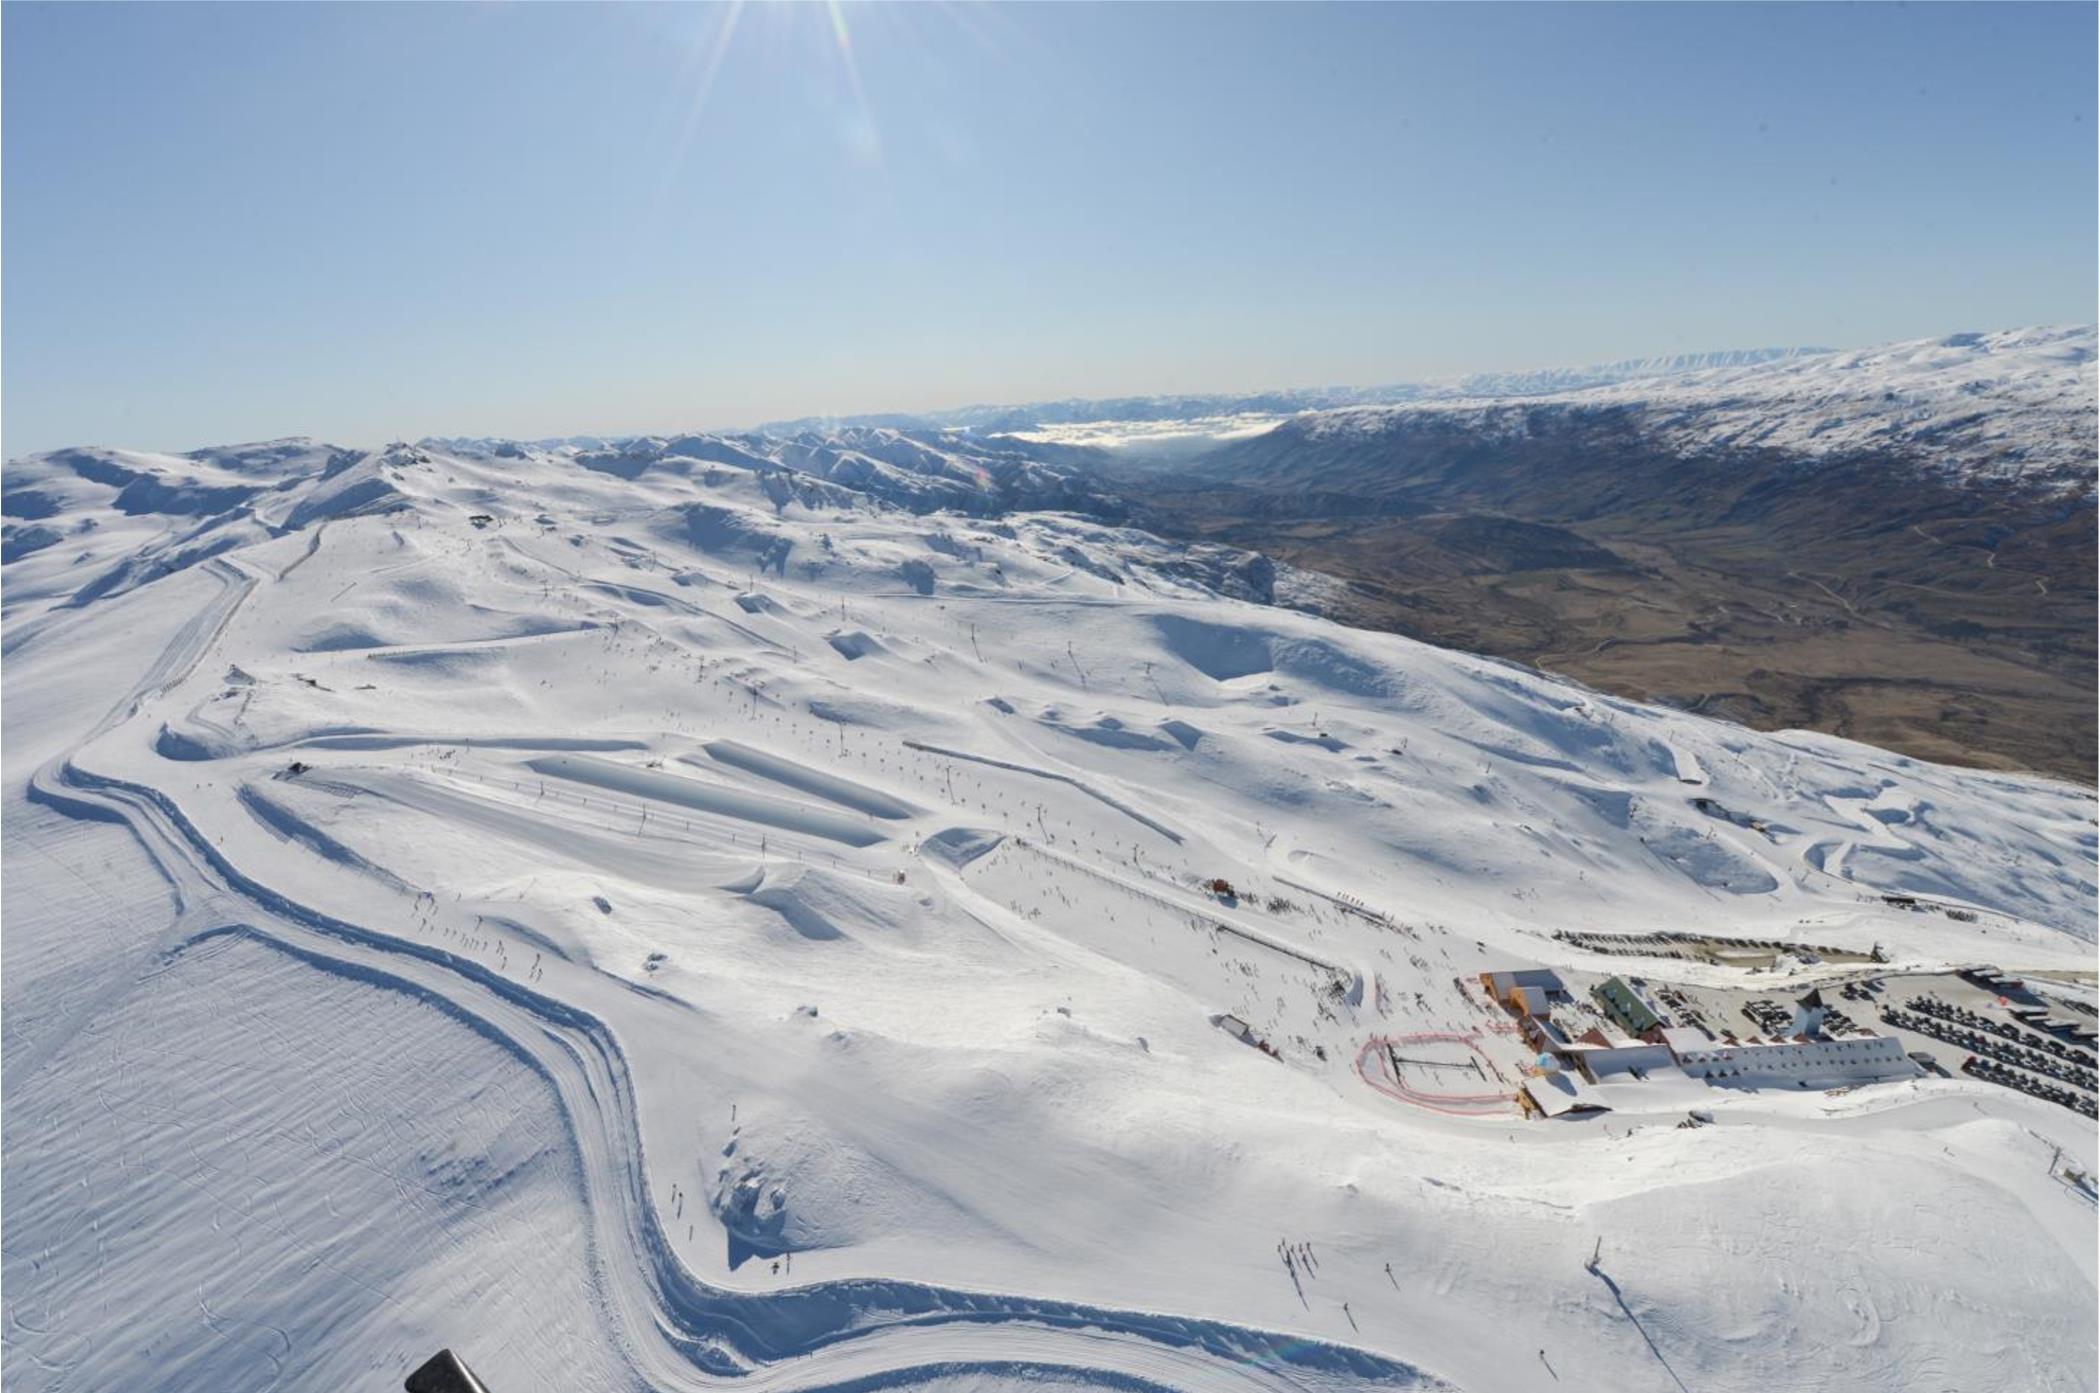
562, 426, 1119, 517
1139, 327, 2096, 782
765, 330, 2091, 482
1433, 345, 1830, 399
1282, 326, 2097, 489
3, 428, 2093, 1392
0, 428, 1117, 611
1604, 325, 2095, 482
754, 347, 1825, 445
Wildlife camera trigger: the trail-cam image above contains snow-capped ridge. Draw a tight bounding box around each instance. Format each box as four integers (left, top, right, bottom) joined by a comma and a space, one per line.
1288, 325, 2097, 487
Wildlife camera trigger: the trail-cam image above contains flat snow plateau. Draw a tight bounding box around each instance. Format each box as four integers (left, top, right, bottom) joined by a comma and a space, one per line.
3, 436, 2094, 1392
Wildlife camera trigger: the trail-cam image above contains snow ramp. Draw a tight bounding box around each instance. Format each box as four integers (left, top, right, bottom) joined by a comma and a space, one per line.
526, 754, 887, 848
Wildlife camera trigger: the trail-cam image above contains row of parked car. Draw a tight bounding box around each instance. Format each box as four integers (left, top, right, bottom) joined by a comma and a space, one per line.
1742, 999, 1796, 1033
1649, 983, 1713, 1033
1740, 997, 1865, 1038
1961, 1055, 2097, 1120
1905, 996, 2100, 1081
1884, 1005, 2097, 1095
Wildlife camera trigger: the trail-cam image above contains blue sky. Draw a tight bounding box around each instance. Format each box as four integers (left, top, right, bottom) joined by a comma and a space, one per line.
4, 1, 2093, 454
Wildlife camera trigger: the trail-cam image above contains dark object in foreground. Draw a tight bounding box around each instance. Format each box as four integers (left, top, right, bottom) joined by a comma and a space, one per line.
406, 1349, 491, 1393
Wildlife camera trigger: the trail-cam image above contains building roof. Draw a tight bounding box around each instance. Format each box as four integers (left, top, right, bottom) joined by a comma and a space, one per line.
1576, 1042, 1675, 1078
1509, 985, 1552, 1016
1564, 1035, 1644, 1053
1595, 976, 1662, 1033
1524, 1073, 1612, 1117
1965, 972, 2044, 1008
1488, 968, 1565, 994
1523, 1013, 1569, 1046
1658, 1026, 1714, 1056
1589, 1064, 1707, 1108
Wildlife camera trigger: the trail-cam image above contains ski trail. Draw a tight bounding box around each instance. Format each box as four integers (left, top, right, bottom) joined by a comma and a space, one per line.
24, 549, 1456, 1393
902, 740, 1185, 844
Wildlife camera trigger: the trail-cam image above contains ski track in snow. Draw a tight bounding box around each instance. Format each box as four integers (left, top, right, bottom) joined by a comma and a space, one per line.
18, 546, 1444, 1392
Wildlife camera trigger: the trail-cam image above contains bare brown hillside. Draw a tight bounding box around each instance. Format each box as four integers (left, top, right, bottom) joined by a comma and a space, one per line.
1119, 410, 2095, 781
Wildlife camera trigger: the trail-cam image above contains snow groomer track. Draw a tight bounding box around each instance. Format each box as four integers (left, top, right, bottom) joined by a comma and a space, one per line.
27, 555, 1446, 1392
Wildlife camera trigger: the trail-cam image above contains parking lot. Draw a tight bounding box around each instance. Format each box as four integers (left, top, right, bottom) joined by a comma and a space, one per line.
1562, 966, 2097, 1117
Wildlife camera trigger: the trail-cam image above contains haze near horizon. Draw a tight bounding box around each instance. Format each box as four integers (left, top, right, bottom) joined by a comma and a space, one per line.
3, 1, 2094, 455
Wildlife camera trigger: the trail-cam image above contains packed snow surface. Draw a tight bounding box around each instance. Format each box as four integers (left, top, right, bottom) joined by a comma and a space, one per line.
4, 432, 2094, 1392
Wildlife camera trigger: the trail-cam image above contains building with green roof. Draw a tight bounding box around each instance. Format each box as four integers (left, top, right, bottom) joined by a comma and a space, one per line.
1594, 976, 1661, 1036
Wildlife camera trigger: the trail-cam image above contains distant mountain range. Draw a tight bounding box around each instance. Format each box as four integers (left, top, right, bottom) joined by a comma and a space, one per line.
8, 326, 2091, 775
1116, 326, 2096, 779
759, 329, 2095, 493
1268, 326, 2096, 491
752, 346, 1828, 437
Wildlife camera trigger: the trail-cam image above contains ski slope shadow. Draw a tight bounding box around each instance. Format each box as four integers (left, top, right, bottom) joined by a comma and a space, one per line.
1590, 1265, 1692, 1393
529, 752, 889, 848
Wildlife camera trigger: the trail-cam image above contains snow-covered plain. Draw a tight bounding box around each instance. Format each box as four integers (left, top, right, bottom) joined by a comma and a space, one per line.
1004, 413, 1292, 458
4, 433, 2095, 1392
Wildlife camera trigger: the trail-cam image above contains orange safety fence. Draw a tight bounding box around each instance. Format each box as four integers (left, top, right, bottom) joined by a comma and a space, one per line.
1356, 1032, 1515, 1116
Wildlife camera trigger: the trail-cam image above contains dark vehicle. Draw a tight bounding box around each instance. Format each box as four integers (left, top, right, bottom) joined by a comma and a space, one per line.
407, 1350, 490, 1393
